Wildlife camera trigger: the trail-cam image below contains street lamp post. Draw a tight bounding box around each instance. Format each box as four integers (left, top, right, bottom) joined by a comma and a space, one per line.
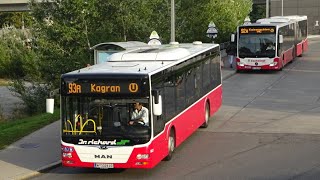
281, 0, 284, 16
206, 21, 218, 43
170, 0, 175, 43
266, 0, 269, 18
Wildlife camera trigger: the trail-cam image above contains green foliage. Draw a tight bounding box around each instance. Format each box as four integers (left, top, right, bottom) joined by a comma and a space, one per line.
204, 0, 253, 43
0, 28, 38, 79
9, 80, 50, 115
250, 4, 266, 23
0, 109, 60, 149
0, 0, 252, 116
0, 28, 47, 115
0, 12, 33, 29
0, 41, 11, 77
26, 0, 252, 90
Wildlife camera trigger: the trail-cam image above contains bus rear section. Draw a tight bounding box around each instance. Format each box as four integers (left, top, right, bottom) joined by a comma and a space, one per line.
236, 26, 281, 71
294, 16, 308, 57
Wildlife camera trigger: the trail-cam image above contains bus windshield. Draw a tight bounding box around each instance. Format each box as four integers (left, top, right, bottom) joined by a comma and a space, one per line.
238, 34, 276, 58
61, 97, 150, 145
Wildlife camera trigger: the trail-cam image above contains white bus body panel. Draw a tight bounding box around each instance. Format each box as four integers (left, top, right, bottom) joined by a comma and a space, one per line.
73, 144, 134, 163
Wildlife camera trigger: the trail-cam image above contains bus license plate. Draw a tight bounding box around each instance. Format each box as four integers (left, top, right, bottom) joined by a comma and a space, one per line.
94, 163, 114, 169
252, 67, 261, 70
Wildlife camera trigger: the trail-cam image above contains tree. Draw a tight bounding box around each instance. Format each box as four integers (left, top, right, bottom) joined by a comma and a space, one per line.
28, 0, 252, 92
250, 4, 266, 23
6, 0, 252, 114
0, 28, 37, 79
29, 0, 173, 88
204, 0, 252, 43
0, 12, 33, 29
0, 28, 43, 115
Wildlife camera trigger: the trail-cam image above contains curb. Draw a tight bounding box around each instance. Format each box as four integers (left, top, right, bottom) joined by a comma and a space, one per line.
222, 69, 236, 81
18, 161, 61, 180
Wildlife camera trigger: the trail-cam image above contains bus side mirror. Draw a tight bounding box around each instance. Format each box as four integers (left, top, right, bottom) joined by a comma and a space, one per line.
279, 35, 284, 44
231, 34, 235, 43
152, 90, 162, 116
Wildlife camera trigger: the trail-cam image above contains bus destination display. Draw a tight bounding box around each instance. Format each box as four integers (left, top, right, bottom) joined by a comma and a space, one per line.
66, 81, 141, 94
240, 27, 275, 34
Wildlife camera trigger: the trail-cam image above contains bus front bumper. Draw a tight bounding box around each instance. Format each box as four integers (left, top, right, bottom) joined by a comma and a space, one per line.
236, 63, 280, 70
61, 144, 155, 169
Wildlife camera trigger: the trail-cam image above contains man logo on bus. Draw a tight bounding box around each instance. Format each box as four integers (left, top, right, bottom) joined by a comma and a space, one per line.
129, 83, 139, 93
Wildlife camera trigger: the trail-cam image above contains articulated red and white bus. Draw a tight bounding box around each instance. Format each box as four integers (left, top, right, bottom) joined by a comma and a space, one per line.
232, 15, 308, 71
60, 41, 222, 169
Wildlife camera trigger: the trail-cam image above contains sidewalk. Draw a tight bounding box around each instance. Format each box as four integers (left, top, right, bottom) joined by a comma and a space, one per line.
0, 65, 236, 180
221, 49, 237, 79
0, 121, 61, 180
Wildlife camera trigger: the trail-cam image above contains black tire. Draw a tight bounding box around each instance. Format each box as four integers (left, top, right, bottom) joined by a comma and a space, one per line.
200, 103, 210, 128
163, 129, 175, 161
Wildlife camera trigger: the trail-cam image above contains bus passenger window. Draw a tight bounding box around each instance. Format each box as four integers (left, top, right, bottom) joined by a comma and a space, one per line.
185, 69, 195, 105
164, 79, 175, 120
175, 74, 185, 111
203, 59, 211, 91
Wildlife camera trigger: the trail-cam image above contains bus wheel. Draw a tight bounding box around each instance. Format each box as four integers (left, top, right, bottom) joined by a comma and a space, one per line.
164, 129, 175, 161
200, 103, 210, 128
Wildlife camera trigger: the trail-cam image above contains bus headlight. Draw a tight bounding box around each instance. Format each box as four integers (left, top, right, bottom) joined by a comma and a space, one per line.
136, 154, 149, 160
272, 57, 280, 66
269, 62, 277, 66
62, 146, 74, 153
236, 58, 244, 66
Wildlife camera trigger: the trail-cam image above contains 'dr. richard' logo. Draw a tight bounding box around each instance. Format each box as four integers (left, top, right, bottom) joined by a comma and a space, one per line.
129, 83, 139, 93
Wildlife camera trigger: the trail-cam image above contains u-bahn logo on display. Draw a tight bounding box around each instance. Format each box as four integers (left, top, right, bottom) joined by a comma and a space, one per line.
129, 83, 139, 93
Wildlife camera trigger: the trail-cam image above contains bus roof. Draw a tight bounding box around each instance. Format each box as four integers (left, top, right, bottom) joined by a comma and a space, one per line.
64, 42, 219, 77
254, 15, 307, 27
271, 15, 307, 21
90, 41, 147, 51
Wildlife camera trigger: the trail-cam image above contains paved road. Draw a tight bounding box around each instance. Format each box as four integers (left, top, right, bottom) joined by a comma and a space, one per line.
32, 39, 320, 180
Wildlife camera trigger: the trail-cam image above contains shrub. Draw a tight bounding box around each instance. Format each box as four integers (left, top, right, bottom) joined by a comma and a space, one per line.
9, 80, 50, 115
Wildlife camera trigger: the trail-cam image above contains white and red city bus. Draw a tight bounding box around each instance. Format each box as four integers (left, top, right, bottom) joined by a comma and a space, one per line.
60, 41, 222, 169
233, 15, 308, 71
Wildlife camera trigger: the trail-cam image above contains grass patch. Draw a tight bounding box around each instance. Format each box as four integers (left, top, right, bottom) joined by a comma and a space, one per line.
0, 109, 60, 150
0, 79, 10, 86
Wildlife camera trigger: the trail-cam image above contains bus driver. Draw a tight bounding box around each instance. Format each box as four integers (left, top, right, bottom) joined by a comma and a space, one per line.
129, 102, 149, 126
